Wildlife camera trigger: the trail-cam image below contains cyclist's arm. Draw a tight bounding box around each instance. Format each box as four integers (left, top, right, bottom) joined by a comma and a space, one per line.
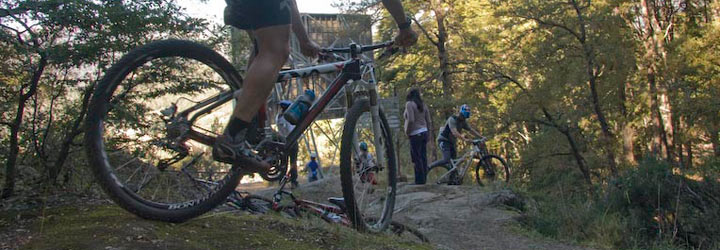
381, 0, 409, 26
449, 122, 470, 142
380, 0, 418, 47
461, 120, 482, 139
468, 127, 482, 139
288, 0, 319, 57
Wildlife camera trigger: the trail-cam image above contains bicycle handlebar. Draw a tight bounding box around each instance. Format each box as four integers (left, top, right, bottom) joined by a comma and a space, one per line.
472, 137, 488, 145
320, 41, 394, 54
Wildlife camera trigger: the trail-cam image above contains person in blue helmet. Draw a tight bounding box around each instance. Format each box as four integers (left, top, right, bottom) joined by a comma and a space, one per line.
429, 104, 482, 172
276, 100, 299, 188
356, 142, 378, 185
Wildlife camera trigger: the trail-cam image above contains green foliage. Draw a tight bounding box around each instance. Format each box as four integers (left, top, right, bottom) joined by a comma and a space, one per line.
603, 158, 720, 249
524, 157, 720, 249
0, 0, 223, 195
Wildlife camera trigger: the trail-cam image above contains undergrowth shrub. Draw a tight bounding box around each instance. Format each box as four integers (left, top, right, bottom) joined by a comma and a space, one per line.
522, 157, 720, 249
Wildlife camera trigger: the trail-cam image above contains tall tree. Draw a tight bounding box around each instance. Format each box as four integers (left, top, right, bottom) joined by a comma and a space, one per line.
0, 0, 209, 197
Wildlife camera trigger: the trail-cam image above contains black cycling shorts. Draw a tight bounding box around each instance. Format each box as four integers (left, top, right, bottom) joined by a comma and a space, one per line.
224, 0, 291, 30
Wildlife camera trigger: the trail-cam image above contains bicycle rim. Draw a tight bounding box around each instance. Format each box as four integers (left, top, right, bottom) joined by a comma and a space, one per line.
85, 40, 243, 222
339, 99, 397, 232
475, 155, 510, 185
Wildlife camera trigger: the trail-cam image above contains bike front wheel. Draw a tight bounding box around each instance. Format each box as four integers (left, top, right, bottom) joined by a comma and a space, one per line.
475, 155, 510, 185
339, 99, 397, 232
85, 39, 244, 222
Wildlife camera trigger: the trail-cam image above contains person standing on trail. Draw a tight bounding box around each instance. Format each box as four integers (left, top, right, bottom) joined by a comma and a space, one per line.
429, 105, 483, 171
403, 88, 432, 184
306, 154, 320, 182
276, 100, 299, 188
215, 0, 418, 174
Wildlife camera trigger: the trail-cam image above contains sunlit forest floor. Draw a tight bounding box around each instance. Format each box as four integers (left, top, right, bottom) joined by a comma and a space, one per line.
0, 176, 590, 250
0, 201, 431, 250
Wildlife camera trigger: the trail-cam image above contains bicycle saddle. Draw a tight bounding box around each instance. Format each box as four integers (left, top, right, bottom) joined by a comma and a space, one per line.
328, 197, 347, 212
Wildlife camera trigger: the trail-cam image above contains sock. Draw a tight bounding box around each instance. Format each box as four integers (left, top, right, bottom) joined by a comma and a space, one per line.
226, 117, 250, 137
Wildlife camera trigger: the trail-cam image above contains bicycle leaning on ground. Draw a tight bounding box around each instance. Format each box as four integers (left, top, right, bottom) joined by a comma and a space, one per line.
84, 39, 399, 232
223, 189, 429, 243
426, 137, 510, 185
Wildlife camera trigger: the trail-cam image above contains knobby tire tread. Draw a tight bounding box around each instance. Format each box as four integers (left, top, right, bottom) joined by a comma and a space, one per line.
339, 99, 397, 232
474, 154, 510, 185
85, 39, 244, 223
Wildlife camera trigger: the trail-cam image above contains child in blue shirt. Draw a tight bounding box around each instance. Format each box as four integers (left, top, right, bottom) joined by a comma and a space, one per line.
306, 154, 320, 182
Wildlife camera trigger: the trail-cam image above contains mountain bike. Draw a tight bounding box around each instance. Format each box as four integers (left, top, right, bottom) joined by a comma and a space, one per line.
225, 190, 429, 243
426, 137, 510, 185
84, 39, 398, 232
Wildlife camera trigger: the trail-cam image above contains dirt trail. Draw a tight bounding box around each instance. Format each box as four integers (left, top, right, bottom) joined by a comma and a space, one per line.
242, 177, 588, 250
391, 184, 586, 250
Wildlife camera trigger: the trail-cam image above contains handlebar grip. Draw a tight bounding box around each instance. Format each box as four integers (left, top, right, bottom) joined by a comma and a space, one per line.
320, 48, 351, 54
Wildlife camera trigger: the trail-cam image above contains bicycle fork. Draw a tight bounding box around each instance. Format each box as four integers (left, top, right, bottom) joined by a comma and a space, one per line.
368, 84, 387, 172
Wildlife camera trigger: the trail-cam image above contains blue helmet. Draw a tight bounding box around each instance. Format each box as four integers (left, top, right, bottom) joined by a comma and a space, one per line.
359, 142, 368, 151
278, 100, 292, 110
459, 104, 471, 118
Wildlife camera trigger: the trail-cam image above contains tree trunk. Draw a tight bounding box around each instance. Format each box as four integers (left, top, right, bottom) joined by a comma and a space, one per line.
49, 84, 94, 183
433, 0, 453, 116
711, 128, 720, 157
658, 89, 675, 162
2, 56, 46, 198
640, 0, 673, 160
620, 82, 637, 165
562, 128, 592, 188
587, 66, 618, 176
685, 141, 693, 169
573, 0, 618, 176
540, 108, 592, 187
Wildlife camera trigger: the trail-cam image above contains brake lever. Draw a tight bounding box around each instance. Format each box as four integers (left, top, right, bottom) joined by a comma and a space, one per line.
318, 52, 347, 62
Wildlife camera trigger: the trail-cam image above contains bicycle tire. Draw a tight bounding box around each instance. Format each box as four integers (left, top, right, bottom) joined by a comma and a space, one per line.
241, 194, 274, 215
364, 216, 429, 243
339, 99, 397, 232
389, 221, 430, 243
85, 39, 244, 222
474, 155, 510, 185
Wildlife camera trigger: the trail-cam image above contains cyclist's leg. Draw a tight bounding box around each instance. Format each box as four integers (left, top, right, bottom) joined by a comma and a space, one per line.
232, 25, 290, 123
429, 140, 453, 168
450, 140, 457, 159
289, 142, 299, 187
215, 0, 291, 171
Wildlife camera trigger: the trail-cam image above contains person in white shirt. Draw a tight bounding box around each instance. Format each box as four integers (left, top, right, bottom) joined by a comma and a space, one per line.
403, 88, 432, 184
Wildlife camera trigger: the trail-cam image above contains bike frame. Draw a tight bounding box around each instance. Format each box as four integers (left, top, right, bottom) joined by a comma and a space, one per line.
442, 145, 479, 184
272, 190, 352, 226
178, 43, 389, 162
437, 139, 490, 185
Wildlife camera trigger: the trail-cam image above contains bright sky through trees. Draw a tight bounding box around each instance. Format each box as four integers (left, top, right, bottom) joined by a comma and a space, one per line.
178, 0, 341, 24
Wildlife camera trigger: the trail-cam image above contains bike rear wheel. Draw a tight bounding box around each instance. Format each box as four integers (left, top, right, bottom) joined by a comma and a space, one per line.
475, 155, 510, 185
339, 99, 397, 232
85, 39, 244, 222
